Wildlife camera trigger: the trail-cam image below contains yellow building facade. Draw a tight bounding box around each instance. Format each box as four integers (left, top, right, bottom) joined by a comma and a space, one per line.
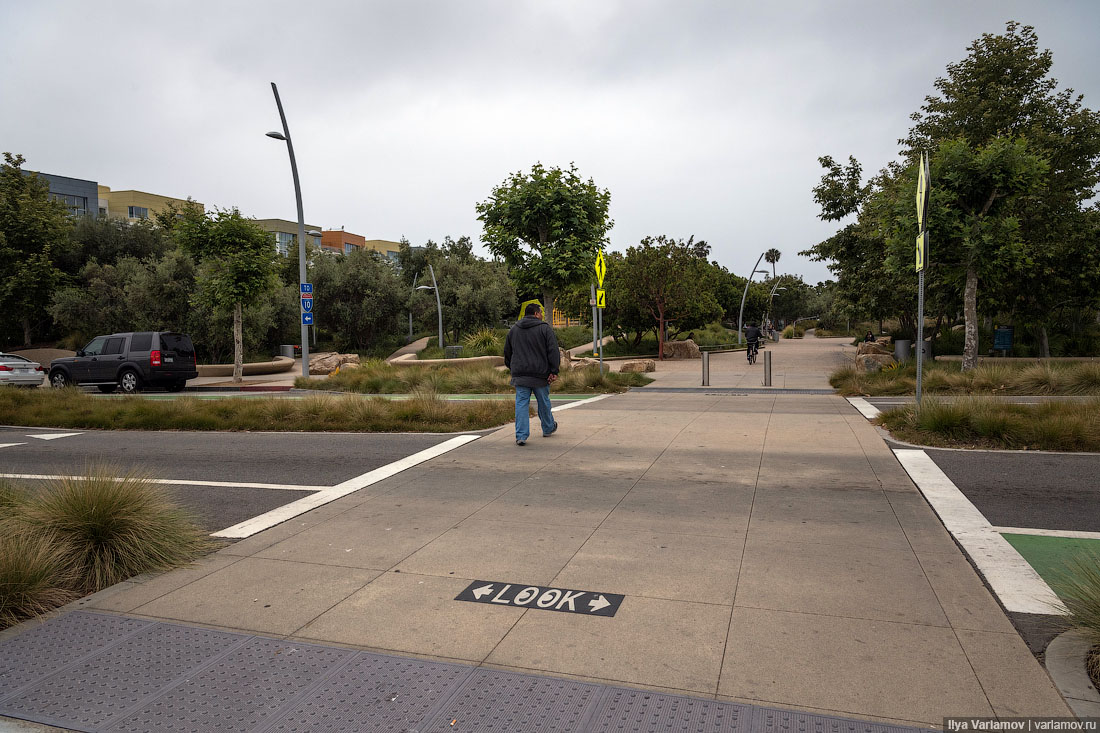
97, 186, 202, 221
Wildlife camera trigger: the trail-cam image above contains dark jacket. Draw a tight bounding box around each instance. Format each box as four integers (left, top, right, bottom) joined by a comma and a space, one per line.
504, 317, 561, 388
744, 325, 762, 342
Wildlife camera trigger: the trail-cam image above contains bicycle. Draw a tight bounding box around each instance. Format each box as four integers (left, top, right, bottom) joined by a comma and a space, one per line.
746, 340, 759, 364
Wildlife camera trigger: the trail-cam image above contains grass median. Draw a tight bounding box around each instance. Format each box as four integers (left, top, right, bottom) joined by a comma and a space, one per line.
877, 397, 1100, 451
0, 387, 525, 433
832, 360, 1100, 397
295, 359, 651, 394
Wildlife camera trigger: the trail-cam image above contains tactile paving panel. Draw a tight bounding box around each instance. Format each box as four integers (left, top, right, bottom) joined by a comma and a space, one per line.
0, 612, 152, 701
105, 636, 355, 733
0, 622, 244, 730
417, 667, 603, 732
265, 652, 472, 733
752, 707, 921, 733
589, 688, 752, 732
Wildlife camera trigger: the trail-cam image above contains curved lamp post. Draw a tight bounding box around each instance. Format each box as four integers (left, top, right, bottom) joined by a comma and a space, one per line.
738, 252, 771, 345
415, 263, 443, 348
766, 283, 786, 336
266, 82, 312, 379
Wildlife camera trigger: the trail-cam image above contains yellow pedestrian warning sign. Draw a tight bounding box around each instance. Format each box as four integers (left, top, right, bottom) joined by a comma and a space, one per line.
596, 289, 606, 309
594, 250, 606, 287
916, 231, 927, 273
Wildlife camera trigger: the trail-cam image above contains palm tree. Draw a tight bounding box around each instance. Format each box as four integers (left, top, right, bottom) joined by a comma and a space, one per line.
764, 248, 781, 278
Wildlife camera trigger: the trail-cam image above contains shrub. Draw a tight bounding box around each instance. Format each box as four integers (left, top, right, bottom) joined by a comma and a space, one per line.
0, 525, 79, 629
1053, 553, 1100, 677
463, 328, 501, 351
19, 468, 210, 593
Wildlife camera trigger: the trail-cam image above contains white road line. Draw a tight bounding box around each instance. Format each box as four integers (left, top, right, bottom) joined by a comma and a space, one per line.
0, 474, 329, 491
0, 443, 27, 450
212, 434, 481, 539
847, 397, 881, 419
893, 449, 1066, 615
26, 432, 83, 440
554, 394, 613, 412
993, 527, 1100, 541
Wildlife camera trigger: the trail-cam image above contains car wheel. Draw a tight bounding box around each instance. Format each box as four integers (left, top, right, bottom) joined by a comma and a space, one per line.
118, 369, 143, 394
49, 370, 69, 388
97, 384, 118, 394
166, 380, 186, 393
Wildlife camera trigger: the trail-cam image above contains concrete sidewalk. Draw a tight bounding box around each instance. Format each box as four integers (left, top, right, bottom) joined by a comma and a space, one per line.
4, 336, 1071, 728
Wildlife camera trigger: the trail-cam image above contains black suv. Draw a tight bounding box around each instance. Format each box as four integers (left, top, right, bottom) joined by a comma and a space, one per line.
49, 332, 198, 393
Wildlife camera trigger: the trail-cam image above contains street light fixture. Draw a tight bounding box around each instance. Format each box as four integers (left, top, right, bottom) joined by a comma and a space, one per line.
415, 263, 443, 348
266, 82, 312, 379
738, 252, 772, 345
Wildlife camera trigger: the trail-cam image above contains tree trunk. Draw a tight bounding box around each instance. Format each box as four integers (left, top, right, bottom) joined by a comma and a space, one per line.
962, 266, 979, 372
541, 288, 555, 328
22, 318, 32, 348
657, 305, 666, 360
1039, 325, 1050, 358
233, 302, 244, 383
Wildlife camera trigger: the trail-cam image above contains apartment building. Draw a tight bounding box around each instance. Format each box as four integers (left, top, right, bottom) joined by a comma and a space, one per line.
97, 186, 202, 221
255, 219, 323, 257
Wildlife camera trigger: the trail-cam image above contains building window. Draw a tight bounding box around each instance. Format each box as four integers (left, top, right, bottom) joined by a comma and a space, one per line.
128, 206, 149, 219
386, 250, 400, 263
50, 193, 88, 217
344, 243, 356, 254
273, 231, 296, 257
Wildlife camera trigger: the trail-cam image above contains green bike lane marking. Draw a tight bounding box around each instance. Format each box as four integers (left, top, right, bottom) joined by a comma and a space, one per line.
1000, 533, 1100, 600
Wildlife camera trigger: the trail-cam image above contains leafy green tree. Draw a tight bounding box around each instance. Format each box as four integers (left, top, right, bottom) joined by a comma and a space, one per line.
58, 216, 175, 275
615, 236, 722, 359
0, 153, 71, 347
175, 208, 278, 381
310, 248, 405, 350
476, 162, 612, 320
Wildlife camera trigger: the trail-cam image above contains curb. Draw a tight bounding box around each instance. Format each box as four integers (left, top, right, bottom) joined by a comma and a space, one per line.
1045, 629, 1100, 717
183, 385, 292, 392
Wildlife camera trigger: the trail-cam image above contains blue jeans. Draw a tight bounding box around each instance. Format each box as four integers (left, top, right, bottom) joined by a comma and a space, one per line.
514, 385, 555, 440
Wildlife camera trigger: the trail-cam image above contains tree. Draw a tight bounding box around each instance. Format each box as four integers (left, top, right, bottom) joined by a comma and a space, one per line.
0, 153, 71, 347
764, 248, 781, 278
476, 162, 612, 321
615, 236, 722, 359
310, 248, 405, 350
175, 208, 278, 382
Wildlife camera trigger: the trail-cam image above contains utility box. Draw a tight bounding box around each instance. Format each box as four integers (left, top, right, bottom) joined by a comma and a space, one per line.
444, 346, 464, 359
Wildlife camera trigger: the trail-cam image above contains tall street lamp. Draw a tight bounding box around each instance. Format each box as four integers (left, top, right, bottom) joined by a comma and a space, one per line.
266, 81, 311, 379
408, 272, 419, 344
766, 284, 786, 338
415, 263, 443, 349
738, 251, 771, 345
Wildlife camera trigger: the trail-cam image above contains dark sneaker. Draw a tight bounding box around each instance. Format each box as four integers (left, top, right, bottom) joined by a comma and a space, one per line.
516, 439, 526, 446
542, 422, 558, 438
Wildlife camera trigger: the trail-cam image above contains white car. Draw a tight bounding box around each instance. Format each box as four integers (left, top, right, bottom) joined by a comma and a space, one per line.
0, 352, 47, 387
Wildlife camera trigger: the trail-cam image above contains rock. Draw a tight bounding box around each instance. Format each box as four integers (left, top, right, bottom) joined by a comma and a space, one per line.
663, 339, 701, 359
558, 348, 572, 369
309, 352, 361, 375
856, 353, 896, 372
570, 357, 601, 370
875, 336, 892, 347
857, 341, 893, 356
620, 359, 656, 373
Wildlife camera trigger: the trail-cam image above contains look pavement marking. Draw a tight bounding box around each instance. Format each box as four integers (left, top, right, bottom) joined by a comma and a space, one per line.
0, 443, 26, 450
552, 393, 613, 412
456, 580, 624, 617
26, 432, 83, 440
847, 397, 881, 419
0, 473, 328, 491
211, 434, 481, 539
893, 448, 1065, 615
993, 526, 1100, 541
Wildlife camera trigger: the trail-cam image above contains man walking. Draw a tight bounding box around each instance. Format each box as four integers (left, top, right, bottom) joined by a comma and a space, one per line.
504, 302, 560, 446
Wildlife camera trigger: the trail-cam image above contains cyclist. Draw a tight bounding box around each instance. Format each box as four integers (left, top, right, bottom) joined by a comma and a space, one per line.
744, 323, 762, 363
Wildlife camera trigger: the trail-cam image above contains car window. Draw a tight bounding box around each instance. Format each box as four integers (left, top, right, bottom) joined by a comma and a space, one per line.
0, 353, 30, 363
129, 332, 153, 351
104, 337, 126, 355
158, 333, 195, 356
83, 337, 107, 356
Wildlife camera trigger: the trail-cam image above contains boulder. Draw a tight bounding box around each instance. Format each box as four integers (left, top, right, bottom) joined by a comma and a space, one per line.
570, 357, 601, 370
856, 341, 893, 356
856, 353, 896, 372
309, 352, 361, 375
558, 348, 573, 370
663, 339, 701, 360
620, 359, 656, 373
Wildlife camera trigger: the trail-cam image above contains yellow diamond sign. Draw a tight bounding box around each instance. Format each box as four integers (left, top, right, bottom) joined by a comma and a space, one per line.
596, 289, 606, 308
916, 152, 930, 232
594, 250, 606, 287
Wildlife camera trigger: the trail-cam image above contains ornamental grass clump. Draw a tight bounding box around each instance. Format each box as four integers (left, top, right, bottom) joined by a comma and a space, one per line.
18, 468, 210, 593
1051, 553, 1100, 683
0, 524, 79, 629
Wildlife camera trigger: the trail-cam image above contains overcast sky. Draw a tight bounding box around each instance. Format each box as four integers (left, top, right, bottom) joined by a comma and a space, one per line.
3, 1, 1098, 285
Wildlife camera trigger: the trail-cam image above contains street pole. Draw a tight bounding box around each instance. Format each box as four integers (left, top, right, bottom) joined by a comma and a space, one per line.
916, 265, 925, 403
591, 284, 597, 358
268, 82, 310, 379
428, 264, 442, 348
738, 252, 767, 345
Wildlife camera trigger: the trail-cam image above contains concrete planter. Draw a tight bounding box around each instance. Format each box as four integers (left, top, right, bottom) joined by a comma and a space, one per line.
1045, 629, 1100, 716
195, 356, 294, 377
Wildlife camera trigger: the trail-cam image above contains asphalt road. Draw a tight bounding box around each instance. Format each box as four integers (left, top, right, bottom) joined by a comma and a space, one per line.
0, 426, 470, 535
923, 448, 1100, 533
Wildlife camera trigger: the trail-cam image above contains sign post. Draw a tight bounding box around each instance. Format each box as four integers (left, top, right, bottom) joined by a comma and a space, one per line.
594, 250, 607, 375
915, 152, 930, 405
